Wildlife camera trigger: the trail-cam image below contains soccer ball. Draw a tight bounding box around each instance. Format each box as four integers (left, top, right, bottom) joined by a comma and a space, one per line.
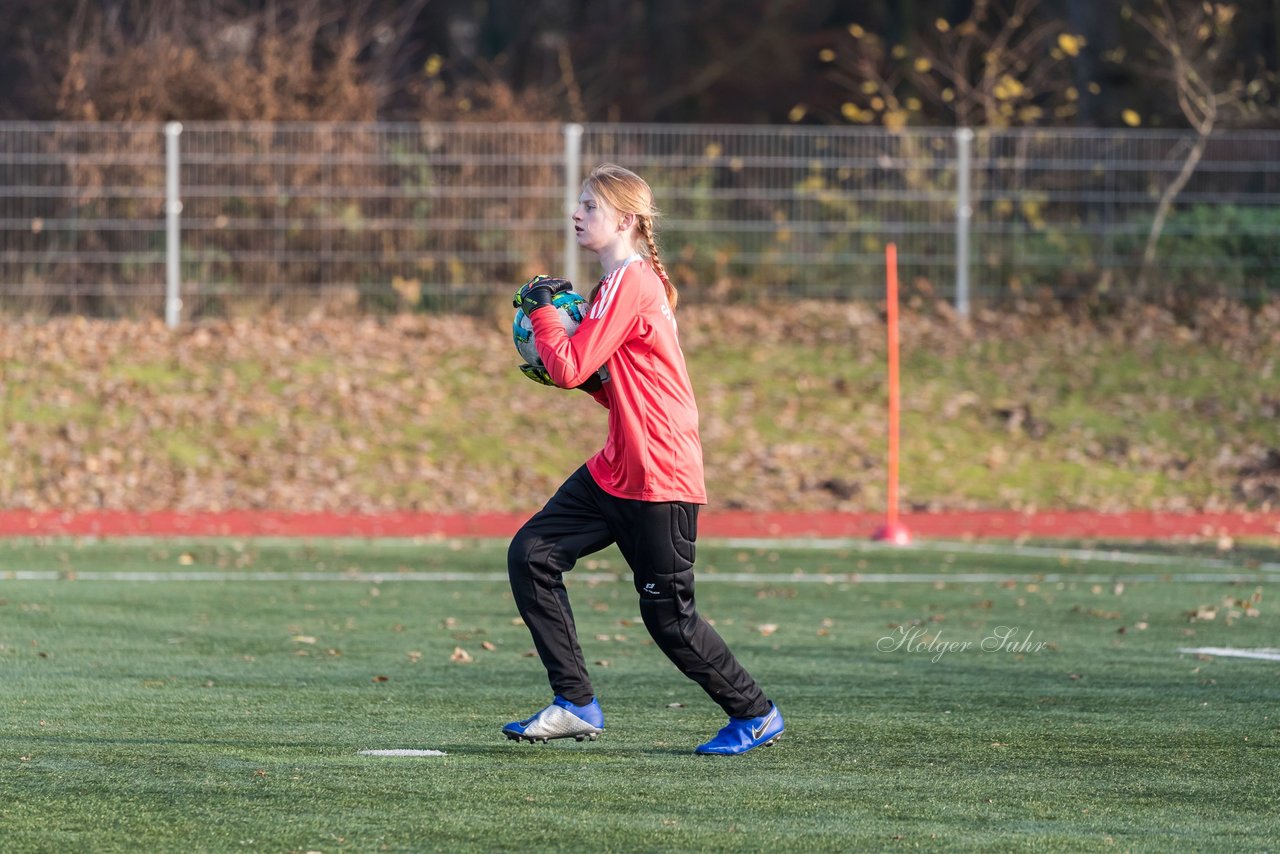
513, 290, 589, 367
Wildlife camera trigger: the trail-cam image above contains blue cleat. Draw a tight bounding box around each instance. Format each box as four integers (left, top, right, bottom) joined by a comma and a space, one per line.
695, 702, 784, 755
503, 696, 604, 744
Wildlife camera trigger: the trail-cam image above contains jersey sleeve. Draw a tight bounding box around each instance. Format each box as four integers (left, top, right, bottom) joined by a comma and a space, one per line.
531, 267, 641, 390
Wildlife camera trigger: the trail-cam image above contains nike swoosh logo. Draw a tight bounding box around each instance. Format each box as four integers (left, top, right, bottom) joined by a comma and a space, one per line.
751, 707, 778, 741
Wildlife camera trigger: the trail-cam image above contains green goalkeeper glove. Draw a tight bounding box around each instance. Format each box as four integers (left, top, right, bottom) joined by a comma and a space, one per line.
518, 363, 556, 386
518, 363, 607, 392
513, 274, 573, 315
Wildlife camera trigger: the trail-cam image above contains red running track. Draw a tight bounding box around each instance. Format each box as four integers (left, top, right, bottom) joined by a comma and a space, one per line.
1, 510, 1278, 540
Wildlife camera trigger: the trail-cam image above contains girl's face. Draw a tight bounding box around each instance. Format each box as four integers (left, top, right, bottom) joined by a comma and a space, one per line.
572, 186, 633, 255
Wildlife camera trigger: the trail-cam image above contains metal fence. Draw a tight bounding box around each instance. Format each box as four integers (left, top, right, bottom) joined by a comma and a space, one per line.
2, 121, 1279, 321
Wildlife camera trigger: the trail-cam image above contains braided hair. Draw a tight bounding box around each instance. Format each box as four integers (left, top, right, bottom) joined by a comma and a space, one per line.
583, 163, 678, 310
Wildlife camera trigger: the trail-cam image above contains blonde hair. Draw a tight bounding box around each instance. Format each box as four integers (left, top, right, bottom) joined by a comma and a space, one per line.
583, 163, 678, 310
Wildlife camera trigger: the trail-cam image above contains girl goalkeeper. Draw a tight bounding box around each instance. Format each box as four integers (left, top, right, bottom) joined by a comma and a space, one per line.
504, 163, 783, 755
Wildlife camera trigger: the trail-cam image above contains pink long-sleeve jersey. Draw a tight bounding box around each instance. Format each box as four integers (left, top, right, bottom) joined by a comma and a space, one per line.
531, 256, 707, 504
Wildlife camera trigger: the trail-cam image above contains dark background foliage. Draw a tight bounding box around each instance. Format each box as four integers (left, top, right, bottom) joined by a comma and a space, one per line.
2, 0, 1277, 127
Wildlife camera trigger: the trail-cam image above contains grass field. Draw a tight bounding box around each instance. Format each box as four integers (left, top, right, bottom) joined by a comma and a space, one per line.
3, 537, 1278, 852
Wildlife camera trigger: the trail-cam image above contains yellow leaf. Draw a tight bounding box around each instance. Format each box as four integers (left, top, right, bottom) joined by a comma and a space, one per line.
391, 275, 421, 306
841, 102, 865, 122
995, 75, 1025, 100
1121, 108, 1141, 127
891, 44, 908, 59
1058, 33, 1083, 57
848, 23, 865, 39
788, 104, 807, 122
935, 18, 950, 32
914, 57, 932, 73
818, 48, 835, 62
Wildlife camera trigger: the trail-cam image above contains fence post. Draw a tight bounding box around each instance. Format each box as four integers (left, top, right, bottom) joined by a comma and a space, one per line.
954, 127, 974, 319
563, 123, 583, 288
164, 121, 184, 328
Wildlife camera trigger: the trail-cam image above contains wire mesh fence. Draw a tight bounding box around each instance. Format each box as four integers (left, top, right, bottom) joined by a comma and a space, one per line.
2, 121, 1279, 320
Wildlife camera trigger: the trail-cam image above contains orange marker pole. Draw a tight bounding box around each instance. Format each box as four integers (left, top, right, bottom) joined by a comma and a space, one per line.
873, 243, 911, 545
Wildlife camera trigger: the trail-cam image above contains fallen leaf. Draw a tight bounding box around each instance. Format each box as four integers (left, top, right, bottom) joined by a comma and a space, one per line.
450, 647, 473, 664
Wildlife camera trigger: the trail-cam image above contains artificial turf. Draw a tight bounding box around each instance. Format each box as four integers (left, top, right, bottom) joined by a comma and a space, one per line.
2, 538, 1277, 852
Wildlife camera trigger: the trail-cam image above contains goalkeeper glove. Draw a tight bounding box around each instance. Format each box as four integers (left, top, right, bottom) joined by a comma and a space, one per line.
576, 371, 604, 394
513, 274, 573, 315
518, 364, 607, 392
518, 363, 556, 386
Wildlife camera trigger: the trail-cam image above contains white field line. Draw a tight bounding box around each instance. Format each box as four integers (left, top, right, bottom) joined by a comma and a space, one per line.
2, 569, 1276, 585
358, 749, 448, 757
3, 536, 1277, 584
7, 535, 1277, 572
716, 537, 1280, 573
1178, 647, 1280, 662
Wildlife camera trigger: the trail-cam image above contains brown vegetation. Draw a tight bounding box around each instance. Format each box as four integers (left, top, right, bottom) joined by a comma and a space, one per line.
3, 300, 1277, 514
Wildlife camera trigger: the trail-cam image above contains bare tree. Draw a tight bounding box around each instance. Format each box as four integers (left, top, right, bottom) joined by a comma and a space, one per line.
1126, 0, 1274, 293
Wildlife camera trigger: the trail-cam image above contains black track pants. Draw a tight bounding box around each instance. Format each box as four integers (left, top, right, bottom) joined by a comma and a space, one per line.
507, 466, 770, 719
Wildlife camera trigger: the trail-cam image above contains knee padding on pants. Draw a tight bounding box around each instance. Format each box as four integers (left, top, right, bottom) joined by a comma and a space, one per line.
636, 569, 699, 647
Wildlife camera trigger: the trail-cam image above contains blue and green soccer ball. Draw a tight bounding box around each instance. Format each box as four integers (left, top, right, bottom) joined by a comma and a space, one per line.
513, 290, 589, 367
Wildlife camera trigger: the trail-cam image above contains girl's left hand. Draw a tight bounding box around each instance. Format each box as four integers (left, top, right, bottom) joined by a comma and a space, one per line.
518, 363, 557, 386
